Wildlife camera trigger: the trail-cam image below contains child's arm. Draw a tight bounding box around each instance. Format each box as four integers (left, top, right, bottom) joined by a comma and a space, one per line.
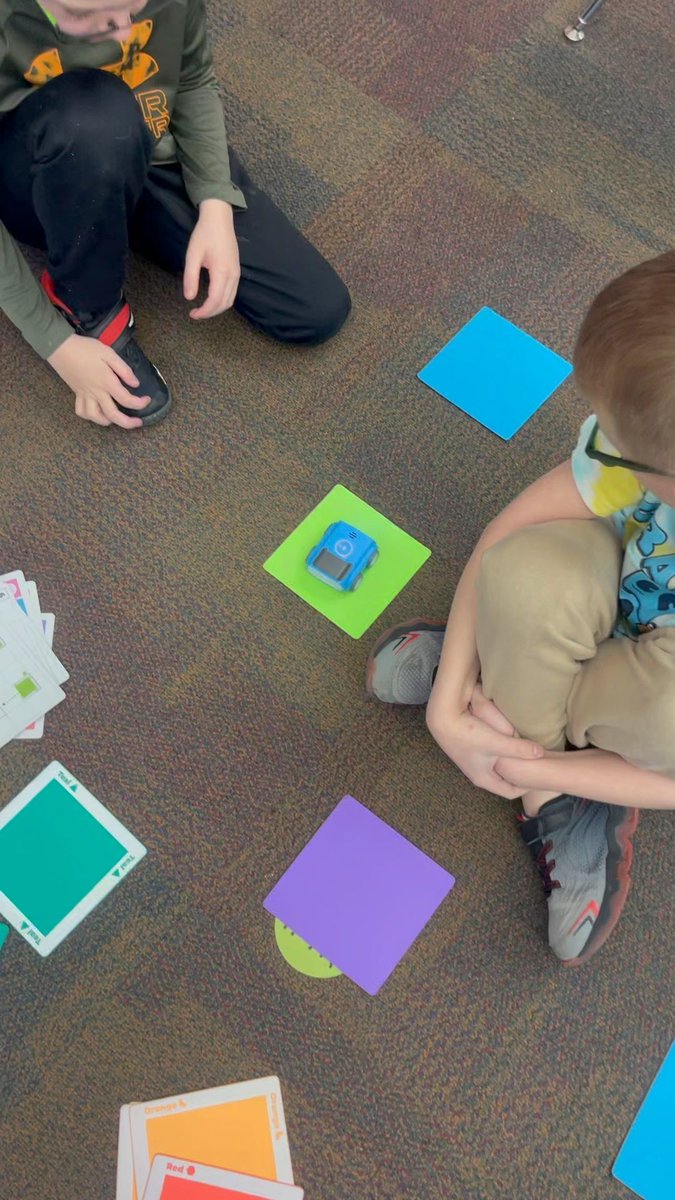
426, 461, 595, 796
169, 0, 246, 211
494, 747, 675, 810
0, 220, 71, 359
170, 1, 245, 318
0, 222, 145, 427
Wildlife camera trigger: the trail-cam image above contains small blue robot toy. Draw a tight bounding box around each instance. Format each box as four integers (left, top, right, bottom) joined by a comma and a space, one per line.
306, 521, 379, 592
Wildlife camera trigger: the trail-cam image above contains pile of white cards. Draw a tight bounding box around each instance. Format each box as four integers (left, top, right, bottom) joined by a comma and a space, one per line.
0, 570, 69, 747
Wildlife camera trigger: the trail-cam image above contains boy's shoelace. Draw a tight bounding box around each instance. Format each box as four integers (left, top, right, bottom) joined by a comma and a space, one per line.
535, 840, 560, 895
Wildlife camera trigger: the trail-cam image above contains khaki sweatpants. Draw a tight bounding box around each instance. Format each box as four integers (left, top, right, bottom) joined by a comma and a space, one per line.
475, 520, 675, 779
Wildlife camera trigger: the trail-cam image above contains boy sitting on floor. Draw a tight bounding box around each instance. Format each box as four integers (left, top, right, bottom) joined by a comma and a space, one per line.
368, 250, 675, 966
0, 1, 350, 429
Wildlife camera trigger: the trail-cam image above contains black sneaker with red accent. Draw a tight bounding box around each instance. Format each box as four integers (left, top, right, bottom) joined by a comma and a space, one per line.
42, 272, 172, 427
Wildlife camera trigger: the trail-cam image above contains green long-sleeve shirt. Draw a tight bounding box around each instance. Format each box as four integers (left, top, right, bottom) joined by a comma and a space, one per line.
0, 0, 245, 358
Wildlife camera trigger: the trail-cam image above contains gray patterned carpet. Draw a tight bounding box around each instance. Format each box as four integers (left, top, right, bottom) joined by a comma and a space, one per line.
1, 2, 673, 1197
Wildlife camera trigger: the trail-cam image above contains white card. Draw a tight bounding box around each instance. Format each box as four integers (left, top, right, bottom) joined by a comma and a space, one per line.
16, 614, 55, 740
0, 589, 65, 696
0, 570, 27, 610
0, 761, 147, 956
116, 1104, 136, 1200
24, 581, 42, 629
0, 590, 66, 747
143, 1157, 304, 1200
0, 571, 40, 629
0, 585, 68, 687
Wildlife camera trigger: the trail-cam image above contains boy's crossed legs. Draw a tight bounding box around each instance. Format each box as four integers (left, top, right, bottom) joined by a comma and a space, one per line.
368, 519, 675, 965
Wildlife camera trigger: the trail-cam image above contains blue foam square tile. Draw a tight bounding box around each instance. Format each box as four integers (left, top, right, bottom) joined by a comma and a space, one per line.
613, 1042, 675, 1200
418, 306, 572, 440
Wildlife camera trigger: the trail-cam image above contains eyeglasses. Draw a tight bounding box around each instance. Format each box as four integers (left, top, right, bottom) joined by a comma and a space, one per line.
584, 421, 675, 480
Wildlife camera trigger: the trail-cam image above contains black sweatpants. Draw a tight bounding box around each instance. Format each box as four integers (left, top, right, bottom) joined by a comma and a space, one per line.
0, 69, 351, 344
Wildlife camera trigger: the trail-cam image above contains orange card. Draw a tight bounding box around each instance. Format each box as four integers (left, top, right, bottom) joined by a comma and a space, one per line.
116, 1077, 294, 1200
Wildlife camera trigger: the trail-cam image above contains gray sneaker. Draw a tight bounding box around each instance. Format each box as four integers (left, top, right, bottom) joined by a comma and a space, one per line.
519, 796, 638, 965
366, 618, 446, 704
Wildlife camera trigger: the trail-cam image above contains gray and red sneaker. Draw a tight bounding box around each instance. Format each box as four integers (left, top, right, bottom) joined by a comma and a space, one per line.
518, 795, 638, 965
42, 271, 171, 426
366, 618, 446, 704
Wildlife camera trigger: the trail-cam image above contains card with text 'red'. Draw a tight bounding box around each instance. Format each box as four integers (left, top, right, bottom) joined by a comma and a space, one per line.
142, 1156, 304, 1200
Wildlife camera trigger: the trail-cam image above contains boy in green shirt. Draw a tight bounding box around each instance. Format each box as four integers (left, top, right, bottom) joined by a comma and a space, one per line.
0, 1, 350, 428
368, 252, 675, 966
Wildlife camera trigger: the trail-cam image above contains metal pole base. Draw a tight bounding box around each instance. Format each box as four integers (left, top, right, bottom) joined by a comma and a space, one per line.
564, 20, 587, 40
563, 0, 606, 41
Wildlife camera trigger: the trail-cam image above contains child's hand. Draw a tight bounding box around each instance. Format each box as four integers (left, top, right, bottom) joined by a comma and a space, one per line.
493, 753, 558, 794
183, 199, 241, 319
48, 335, 149, 429
427, 688, 543, 799
468, 682, 516, 736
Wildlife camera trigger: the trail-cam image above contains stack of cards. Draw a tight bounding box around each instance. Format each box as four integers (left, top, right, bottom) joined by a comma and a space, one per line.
0, 570, 68, 745
116, 1077, 302, 1200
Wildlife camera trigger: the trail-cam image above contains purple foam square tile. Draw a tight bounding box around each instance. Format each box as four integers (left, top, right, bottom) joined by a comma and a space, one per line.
264, 796, 455, 995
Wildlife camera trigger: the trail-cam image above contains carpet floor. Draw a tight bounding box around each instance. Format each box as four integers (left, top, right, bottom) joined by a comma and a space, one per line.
1, 2, 673, 1197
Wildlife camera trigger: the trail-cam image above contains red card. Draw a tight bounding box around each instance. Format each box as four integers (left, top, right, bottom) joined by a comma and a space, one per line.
142, 1157, 303, 1200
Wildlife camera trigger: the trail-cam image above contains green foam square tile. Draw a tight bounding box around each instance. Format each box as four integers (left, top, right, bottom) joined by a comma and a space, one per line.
263, 485, 431, 639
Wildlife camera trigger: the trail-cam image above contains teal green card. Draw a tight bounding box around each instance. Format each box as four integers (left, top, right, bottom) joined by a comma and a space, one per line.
0, 761, 146, 956
263, 485, 431, 638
